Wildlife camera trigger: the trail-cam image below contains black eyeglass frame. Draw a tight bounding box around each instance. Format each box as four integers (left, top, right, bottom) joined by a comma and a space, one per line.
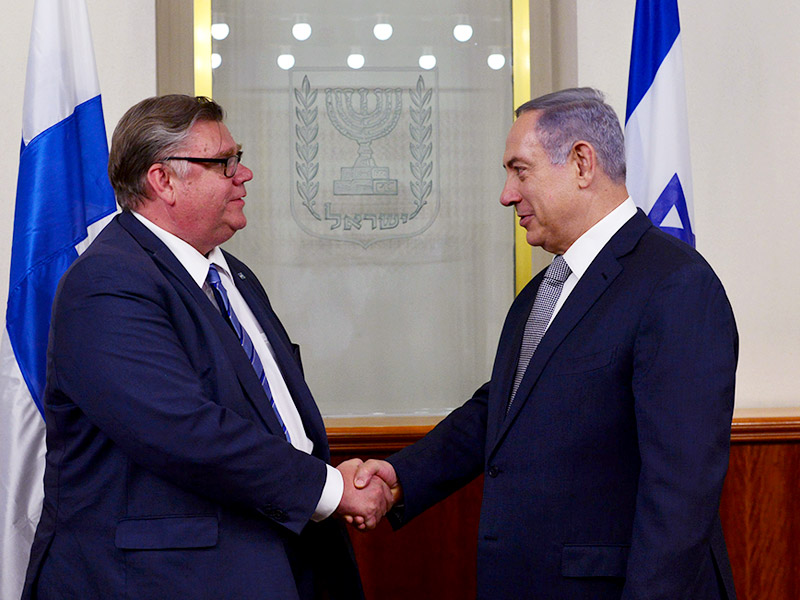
164, 150, 243, 178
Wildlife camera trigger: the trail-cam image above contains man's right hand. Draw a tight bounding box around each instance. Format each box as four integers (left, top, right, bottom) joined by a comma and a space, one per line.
335, 458, 395, 530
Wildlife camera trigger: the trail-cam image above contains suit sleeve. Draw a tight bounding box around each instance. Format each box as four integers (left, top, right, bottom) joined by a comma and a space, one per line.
623, 261, 737, 598
49, 256, 327, 535
387, 381, 490, 525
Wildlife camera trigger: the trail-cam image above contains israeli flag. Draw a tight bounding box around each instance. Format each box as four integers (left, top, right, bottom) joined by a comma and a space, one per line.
0, 1, 116, 597
625, 0, 695, 247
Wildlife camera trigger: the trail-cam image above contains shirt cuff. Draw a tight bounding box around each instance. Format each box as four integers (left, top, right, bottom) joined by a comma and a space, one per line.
311, 464, 344, 522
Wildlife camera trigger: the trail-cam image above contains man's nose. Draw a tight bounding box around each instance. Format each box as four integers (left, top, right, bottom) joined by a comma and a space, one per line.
235, 162, 254, 183
500, 179, 520, 206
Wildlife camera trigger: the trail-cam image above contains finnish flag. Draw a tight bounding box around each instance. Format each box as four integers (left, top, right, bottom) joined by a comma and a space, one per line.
0, 1, 116, 597
625, 0, 695, 247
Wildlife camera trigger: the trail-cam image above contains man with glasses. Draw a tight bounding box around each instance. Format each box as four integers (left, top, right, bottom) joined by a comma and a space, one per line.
22, 95, 389, 600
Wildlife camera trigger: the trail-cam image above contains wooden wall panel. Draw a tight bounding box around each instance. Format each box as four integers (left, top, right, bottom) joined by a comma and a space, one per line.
720, 442, 800, 600
345, 465, 482, 600
329, 411, 800, 600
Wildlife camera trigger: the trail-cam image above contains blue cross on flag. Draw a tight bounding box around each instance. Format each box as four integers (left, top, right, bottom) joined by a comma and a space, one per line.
625, 0, 695, 247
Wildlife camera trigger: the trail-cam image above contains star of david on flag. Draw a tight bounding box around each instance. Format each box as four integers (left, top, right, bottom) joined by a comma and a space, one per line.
625, 0, 695, 247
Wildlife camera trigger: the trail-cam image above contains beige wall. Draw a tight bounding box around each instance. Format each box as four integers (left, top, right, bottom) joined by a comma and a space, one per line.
0, 1, 796, 408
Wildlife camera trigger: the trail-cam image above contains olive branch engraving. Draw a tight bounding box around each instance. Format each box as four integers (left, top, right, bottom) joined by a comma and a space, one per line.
294, 75, 320, 220
408, 75, 433, 219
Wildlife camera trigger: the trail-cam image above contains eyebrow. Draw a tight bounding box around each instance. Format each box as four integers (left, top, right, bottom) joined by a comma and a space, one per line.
215, 143, 242, 158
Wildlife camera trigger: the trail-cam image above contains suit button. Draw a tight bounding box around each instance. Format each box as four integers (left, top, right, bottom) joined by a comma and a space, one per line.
259, 505, 289, 522
487, 466, 500, 478
273, 510, 288, 523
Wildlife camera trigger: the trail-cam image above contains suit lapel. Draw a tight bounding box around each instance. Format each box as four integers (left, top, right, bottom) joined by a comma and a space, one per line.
226, 257, 330, 460
489, 211, 652, 456
117, 212, 289, 439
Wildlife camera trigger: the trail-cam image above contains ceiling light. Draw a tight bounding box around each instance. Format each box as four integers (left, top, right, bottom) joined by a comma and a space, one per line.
453, 24, 473, 42
277, 54, 296, 70
487, 54, 505, 70
418, 54, 436, 70
211, 23, 230, 41
373, 23, 393, 41
292, 22, 312, 41
347, 53, 365, 69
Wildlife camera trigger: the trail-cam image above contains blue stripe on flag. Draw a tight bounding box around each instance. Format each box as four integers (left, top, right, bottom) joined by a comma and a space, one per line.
625, 0, 681, 122
7, 95, 116, 414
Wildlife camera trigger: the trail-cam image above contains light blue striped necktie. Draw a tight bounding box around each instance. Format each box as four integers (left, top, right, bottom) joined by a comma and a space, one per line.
206, 264, 291, 442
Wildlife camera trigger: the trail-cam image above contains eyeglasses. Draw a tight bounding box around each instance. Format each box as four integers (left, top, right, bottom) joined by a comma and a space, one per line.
164, 150, 243, 178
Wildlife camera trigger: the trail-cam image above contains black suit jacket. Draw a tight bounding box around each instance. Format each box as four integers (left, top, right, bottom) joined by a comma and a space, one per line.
23, 211, 363, 600
389, 211, 738, 600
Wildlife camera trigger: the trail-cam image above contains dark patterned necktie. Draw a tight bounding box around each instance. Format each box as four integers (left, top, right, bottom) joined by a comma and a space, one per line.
207, 265, 291, 442
507, 255, 571, 413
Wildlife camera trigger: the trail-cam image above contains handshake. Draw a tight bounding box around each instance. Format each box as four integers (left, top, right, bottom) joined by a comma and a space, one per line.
334, 459, 402, 530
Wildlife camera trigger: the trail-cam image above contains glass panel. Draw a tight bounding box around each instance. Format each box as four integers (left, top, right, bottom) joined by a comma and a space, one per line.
210, 1, 514, 416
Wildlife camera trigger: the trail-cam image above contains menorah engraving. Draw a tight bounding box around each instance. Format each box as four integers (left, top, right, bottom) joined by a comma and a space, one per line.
325, 87, 402, 195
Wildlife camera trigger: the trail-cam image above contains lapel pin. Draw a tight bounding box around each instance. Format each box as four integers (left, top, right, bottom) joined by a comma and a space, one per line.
237, 272, 246, 280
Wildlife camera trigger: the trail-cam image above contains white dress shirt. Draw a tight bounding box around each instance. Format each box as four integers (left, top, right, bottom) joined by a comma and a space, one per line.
549, 198, 637, 326
132, 212, 342, 520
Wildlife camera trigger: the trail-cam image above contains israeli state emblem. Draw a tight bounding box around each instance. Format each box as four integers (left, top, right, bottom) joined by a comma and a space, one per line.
290, 69, 439, 247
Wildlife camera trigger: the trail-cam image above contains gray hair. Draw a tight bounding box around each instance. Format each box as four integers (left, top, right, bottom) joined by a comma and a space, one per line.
108, 95, 225, 210
516, 88, 626, 184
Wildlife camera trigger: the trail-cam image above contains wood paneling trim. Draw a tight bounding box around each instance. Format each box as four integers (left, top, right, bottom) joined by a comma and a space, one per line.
731, 408, 800, 442
326, 425, 435, 454
326, 412, 800, 451
730, 416, 800, 442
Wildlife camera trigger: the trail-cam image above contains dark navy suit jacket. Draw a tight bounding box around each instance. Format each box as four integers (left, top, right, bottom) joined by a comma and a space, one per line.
23, 211, 363, 600
389, 211, 738, 600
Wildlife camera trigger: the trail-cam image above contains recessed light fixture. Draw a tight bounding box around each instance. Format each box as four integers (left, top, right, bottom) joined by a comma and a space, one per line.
419, 54, 436, 70
453, 24, 473, 42
211, 53, 222, 69
292, 22, 312, 41
373, 23, 393, 41
211, 23, 230, 41
277, 54, 296, 70
347, 53, 365, 69
487, 54, 505, 70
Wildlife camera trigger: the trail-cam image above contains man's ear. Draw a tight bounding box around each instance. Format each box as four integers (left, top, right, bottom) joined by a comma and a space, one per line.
145, 162, 177, 205
571, 141, 596, 189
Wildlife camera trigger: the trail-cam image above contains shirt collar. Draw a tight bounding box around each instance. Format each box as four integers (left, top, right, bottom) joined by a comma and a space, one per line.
132, 211, 232, 287
562, 197, 637, 279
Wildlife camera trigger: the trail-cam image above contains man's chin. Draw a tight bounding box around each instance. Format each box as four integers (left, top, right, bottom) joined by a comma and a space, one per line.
226, 212, 247, 232
214, 220, 246, 247
524, 229, 543, 248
